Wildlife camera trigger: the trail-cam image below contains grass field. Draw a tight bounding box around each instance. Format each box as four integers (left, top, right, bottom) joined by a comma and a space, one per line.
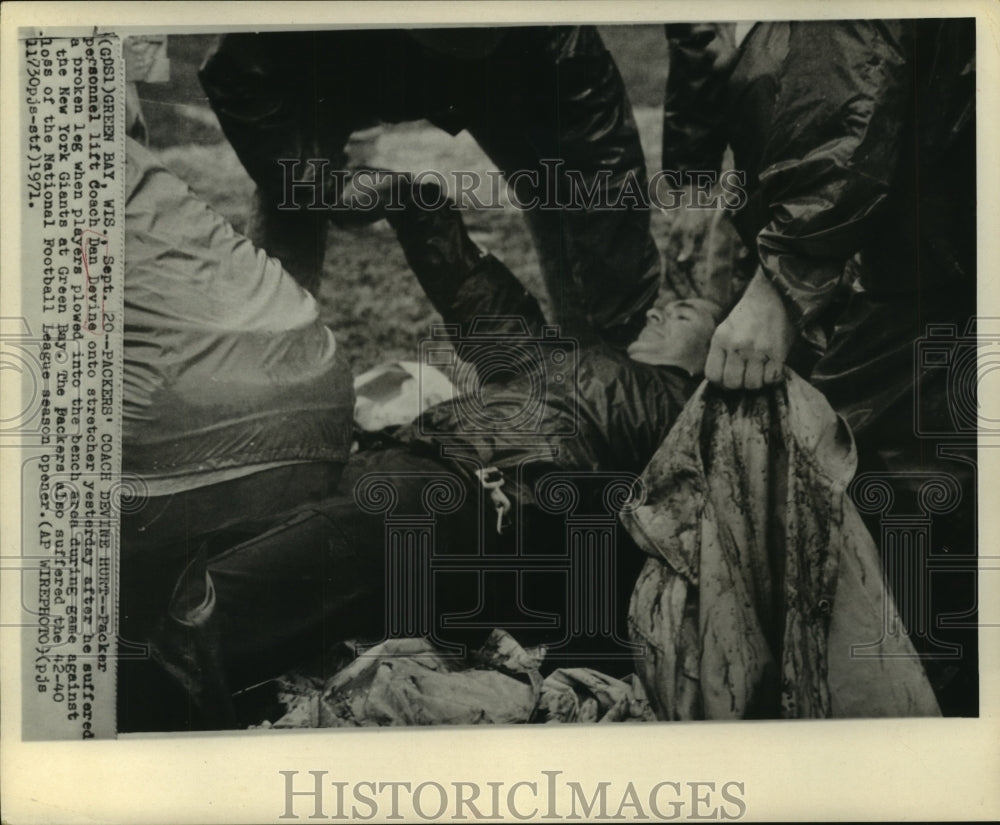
137, 27, 714, 375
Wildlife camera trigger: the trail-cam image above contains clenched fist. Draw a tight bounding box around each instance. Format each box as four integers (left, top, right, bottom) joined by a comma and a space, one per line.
705, 269, 796, 390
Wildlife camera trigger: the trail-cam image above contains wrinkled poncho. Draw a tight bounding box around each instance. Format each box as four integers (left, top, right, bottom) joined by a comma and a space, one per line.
622, 374, 940, 719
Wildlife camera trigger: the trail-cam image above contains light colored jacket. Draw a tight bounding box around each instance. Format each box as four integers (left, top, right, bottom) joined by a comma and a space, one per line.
123, 138, 353, 485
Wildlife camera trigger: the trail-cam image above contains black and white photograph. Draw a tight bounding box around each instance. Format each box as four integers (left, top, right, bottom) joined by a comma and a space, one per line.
115, 14, 976, 731
2, 2, 998, 822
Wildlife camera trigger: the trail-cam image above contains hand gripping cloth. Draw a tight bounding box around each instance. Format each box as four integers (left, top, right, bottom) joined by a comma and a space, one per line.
621, 373, 940, 719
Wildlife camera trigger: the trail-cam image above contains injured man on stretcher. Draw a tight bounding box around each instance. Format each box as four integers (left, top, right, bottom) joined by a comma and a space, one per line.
118, 138, 939, 731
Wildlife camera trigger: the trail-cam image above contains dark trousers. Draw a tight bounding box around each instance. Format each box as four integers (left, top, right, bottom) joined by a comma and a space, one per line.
118, 451, 457, 729
814, 290, 979, 717
199, 27, 660, 343
118, 447, 644, 730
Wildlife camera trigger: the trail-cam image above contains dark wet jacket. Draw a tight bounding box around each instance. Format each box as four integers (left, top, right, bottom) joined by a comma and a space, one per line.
663, 20, 976, 435
366, 179, 696, 498
396, 253, 696, 501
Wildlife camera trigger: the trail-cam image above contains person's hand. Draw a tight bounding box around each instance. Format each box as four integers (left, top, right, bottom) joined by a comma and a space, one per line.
666, 200, 712, 267
705, 269, 796, 390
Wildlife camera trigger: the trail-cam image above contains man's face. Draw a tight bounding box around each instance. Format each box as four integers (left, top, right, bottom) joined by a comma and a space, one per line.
627, 299, 720, 374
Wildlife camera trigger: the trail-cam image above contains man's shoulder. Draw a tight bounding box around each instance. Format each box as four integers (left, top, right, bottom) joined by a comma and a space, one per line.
576, 345, 696, 408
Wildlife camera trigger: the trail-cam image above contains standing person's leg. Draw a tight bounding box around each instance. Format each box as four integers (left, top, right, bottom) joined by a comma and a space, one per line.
199, 31, 356, 292
462, 27, 661, 346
